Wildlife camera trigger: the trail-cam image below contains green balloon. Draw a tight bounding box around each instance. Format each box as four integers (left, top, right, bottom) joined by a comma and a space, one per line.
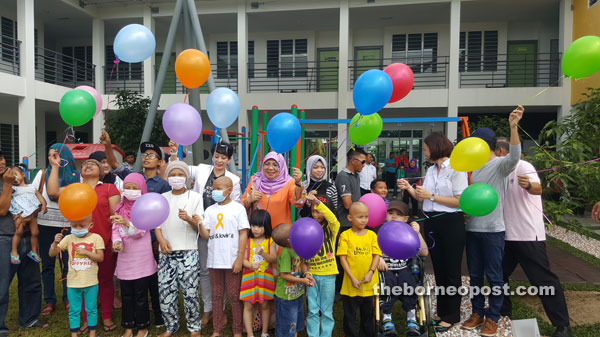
459, 183, 498, 217
562, 35, 600, 79
59, 89, 96, 126
349, 113, 383, 145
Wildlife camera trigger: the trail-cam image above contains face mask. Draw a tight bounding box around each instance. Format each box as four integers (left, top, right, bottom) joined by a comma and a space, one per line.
123, 189, 142, 201
71, 228, 89, 238
168, 176, 186, 190
211, 190, 227, 203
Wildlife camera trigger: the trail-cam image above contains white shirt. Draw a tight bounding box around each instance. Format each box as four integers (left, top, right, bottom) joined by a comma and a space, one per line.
32, 170, 68, 228
202, 201, 250, 269
422, 158, 468, 213
159, 190, 204, 251
189, 163, 241, 201
359, 164, 377, 190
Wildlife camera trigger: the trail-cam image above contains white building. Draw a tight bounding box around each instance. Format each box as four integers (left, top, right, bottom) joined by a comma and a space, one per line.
0, 0, 573, 170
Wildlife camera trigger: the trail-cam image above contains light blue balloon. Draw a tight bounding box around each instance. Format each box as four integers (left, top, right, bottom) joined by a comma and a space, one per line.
206, 88, 240, 129
267, 113, 301, 154
113, 24, 156, 63
353, 69, 393, 115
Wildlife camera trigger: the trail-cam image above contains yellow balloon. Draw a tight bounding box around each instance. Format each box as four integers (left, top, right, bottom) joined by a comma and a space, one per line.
450, 137, 490, 172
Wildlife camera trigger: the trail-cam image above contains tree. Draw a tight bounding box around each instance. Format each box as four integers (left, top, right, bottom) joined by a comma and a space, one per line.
467, 115, 511, 139
105, 90, 169, 155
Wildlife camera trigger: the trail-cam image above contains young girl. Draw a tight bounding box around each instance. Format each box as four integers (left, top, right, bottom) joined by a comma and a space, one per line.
239, 210, 276, 337
10, 166, 47, 264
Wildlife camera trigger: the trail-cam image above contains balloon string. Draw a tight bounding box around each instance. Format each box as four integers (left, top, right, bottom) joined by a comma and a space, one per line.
104, 58, 119, 125
520, 187, 554, 231
184, 88, 189, 104
246, 133, 264, 186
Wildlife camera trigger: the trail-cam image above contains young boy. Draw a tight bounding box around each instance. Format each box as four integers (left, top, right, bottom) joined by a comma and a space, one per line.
377, 199, 428, 337
337, 201, 381, 337
271, 223, 315, 337
370, 179, 390, 207
49, 214, 104, 337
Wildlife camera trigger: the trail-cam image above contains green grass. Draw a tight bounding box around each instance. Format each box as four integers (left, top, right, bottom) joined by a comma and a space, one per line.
556, 220, 600, 242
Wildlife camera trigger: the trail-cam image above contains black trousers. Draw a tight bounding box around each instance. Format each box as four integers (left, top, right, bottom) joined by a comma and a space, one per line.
424, 211, 465, 324
402, 191, 419, 216
148, 272, 164, 325
120, 275, 151, 329
380, 268, 418, 314
342, 295, 374, 337
501, 240, 570, 327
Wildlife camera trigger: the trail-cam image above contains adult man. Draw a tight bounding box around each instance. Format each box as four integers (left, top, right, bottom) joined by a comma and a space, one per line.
358, 153, 377, 195
496, 138, 572, 337
461, 106, 523, 336
384, 152, 397, 194
336, 148, 367, 230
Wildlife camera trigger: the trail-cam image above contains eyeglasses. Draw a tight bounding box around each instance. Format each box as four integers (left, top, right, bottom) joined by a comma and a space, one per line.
82, 162, 98, 168
353, 158, 366, 165
141, 153, 158, 159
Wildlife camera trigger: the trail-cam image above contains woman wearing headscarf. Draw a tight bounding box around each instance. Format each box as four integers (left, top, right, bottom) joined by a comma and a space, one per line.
242, 152, 304, 228
299, 155, 338, 218
33, 143, 80, 316
403, 159, 421, 216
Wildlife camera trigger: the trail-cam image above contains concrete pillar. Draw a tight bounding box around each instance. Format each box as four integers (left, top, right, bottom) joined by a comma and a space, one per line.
143, 6, 155, 97
35, 110, 46, 168
17, 0, 36, 167
558, 0, 573, 118
237, 0, 249, 166
337, 0, 350, 171
92, 18, 105, 143
446, 0, 461, 142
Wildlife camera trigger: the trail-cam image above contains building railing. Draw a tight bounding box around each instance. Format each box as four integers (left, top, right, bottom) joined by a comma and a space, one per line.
159, 64, 238, 94
459, 53, 561, 88
35, 47, 95, 88
0, 35, 20, 76
248, 61, 338, 93
104, 67, 144, 93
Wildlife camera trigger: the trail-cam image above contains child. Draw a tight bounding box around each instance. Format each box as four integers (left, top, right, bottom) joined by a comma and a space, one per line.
197, 176, 249, 337
239, 210, 277, 337
370, 179, 390, 207
305, 191, 340, 337
111, 173, 160, 337
49, 214, 104, 337
377, 199, 428, 337
9, 166, 47, 264
337, 201, 381, 337
271, 223, 314, 337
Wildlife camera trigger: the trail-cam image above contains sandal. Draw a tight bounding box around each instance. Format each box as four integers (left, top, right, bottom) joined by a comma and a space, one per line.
27, 251, 41, 263
79, 324, 89, 334
41, 304, 55, 316
103, 322, 117, 331
10, 253, 20, 265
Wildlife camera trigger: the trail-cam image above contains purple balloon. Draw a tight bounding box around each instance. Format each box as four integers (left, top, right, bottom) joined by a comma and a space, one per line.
359, 193, 387, 228
377, 221, 420, 260
289, 217, 324, 260
130, 192, 170, 230
162, 103, 203, 146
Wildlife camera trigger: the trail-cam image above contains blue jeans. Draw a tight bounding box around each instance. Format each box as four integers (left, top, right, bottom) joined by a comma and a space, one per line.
67, 285, 99, 332
39, 225, 69, 306
274, 296, 305, 337
466, 231, 505, 322
306, 275, 335, 337
0, 235, 43, 334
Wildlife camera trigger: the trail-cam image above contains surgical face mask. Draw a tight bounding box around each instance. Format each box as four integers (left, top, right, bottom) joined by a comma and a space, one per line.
168, 176, 186, 190
123, 189, 142, 201
211, 190, 227, 203
71, 228, 89, 238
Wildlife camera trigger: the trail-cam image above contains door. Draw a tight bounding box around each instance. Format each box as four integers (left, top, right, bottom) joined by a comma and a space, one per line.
353, 46, 383, 84
317, 48, 339, 92
507, 41, 537, 87
155, 53, 177, 94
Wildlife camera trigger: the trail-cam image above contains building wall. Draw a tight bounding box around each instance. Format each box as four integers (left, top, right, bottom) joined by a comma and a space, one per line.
571, 0, 600, 104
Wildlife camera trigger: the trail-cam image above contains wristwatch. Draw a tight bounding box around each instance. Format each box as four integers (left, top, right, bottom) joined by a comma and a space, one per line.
429, 194, 435, 202
525, 182, 532, 190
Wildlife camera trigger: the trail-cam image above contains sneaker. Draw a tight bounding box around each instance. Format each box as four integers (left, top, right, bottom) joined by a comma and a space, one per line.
406, 319, 420, 336
480, 318, 498, 337
551, 326, 573, 337
382, 318, 396, 334
461, 312, 484, 330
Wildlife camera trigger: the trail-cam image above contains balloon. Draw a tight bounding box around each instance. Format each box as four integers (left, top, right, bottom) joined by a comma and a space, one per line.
459, 183, 498, 217
266, 113, 301, 153
75, 85, 102, 118
289, 217, 324, 260
377, 221, 421, 260
113, 24, 156, 63
352, 69, 393, 115
175, 49, 210, 89
359, 193, 387, 228
349, 113, 383, 145
206, 88, 240, 128
130, 193, 170, 230
59, 89, 96, 127
58, 183, 98, 221
562, 35, 600, 79
450, 137, 490, 172
162, 103, 203, 146
384, 63, 414, 103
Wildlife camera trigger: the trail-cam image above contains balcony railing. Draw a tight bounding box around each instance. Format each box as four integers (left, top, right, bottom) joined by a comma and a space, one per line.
35, 47, 95, 88
159, 64, 238, 94
104, 67, 144, 93
248, 61, 338, 93
459, 53, 561, 88
0, 35, 20, 76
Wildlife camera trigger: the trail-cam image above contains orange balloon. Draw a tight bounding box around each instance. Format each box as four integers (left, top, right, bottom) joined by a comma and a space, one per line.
58, 183, 98, 221
175, 49, 210, 89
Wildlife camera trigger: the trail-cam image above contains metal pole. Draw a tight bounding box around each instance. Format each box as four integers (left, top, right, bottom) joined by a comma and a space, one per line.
241, 126, 247, 191
262, 110, 269, 158
300, 109, 306, 172
135, 0, 184, 172
290, 104, 298, 169
250, 105, 259, 175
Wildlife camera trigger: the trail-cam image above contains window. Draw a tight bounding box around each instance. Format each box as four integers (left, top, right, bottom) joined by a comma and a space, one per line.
267, 40, 279, 78
590, 0, 599, 7
392, 33, 438, 73
106, 46, 142, 80
266, 39, 308, 78
217, 41, 254, 79
459, 30, 498, 72
248, 41, 254, 78
1, 17, 17, 63
0, 124, 19, 167
62, 45, 93, 82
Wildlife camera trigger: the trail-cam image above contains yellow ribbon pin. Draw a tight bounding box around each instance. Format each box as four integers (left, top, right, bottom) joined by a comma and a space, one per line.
215, 213, 224, 230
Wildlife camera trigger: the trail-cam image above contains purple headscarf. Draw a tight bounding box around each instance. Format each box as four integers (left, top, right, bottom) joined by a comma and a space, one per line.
406, 158, 419, 173
253, 152, 292, 194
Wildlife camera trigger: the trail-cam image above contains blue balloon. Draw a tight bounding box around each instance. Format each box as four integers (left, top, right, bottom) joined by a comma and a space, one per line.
206, 88, 240, 128
113, 24, 156, 63
353, 69, 393, 115
266, 113, 301, 153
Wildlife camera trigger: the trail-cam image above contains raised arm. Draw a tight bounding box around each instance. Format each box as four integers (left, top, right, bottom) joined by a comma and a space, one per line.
498, 105, 524, 177
100, 130, 119, 170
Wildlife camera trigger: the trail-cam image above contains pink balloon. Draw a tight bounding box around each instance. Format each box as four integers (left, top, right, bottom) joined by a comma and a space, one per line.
383, 63, 414, 103
162, 103, 203, 146
75, 85, 102, 118
359, 193, 387, 228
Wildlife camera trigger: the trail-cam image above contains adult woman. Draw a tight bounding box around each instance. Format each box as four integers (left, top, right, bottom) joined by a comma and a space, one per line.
403, 159, 421, 216
369, 154, 381, 179
397, 133, 468, 332
89, 151, 124, 192
33, 144, 80, 316
242, 152, 304, 228
47, 151, 121, 332
299, 155, 338, 218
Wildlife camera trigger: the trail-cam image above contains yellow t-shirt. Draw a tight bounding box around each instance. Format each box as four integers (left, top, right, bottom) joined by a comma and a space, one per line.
337, 228, 381, 297
58, 233, 105, 288
308, 202, 340, 275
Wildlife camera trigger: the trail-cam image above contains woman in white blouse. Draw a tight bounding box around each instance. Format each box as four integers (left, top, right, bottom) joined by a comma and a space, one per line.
398, 132, 468, 332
